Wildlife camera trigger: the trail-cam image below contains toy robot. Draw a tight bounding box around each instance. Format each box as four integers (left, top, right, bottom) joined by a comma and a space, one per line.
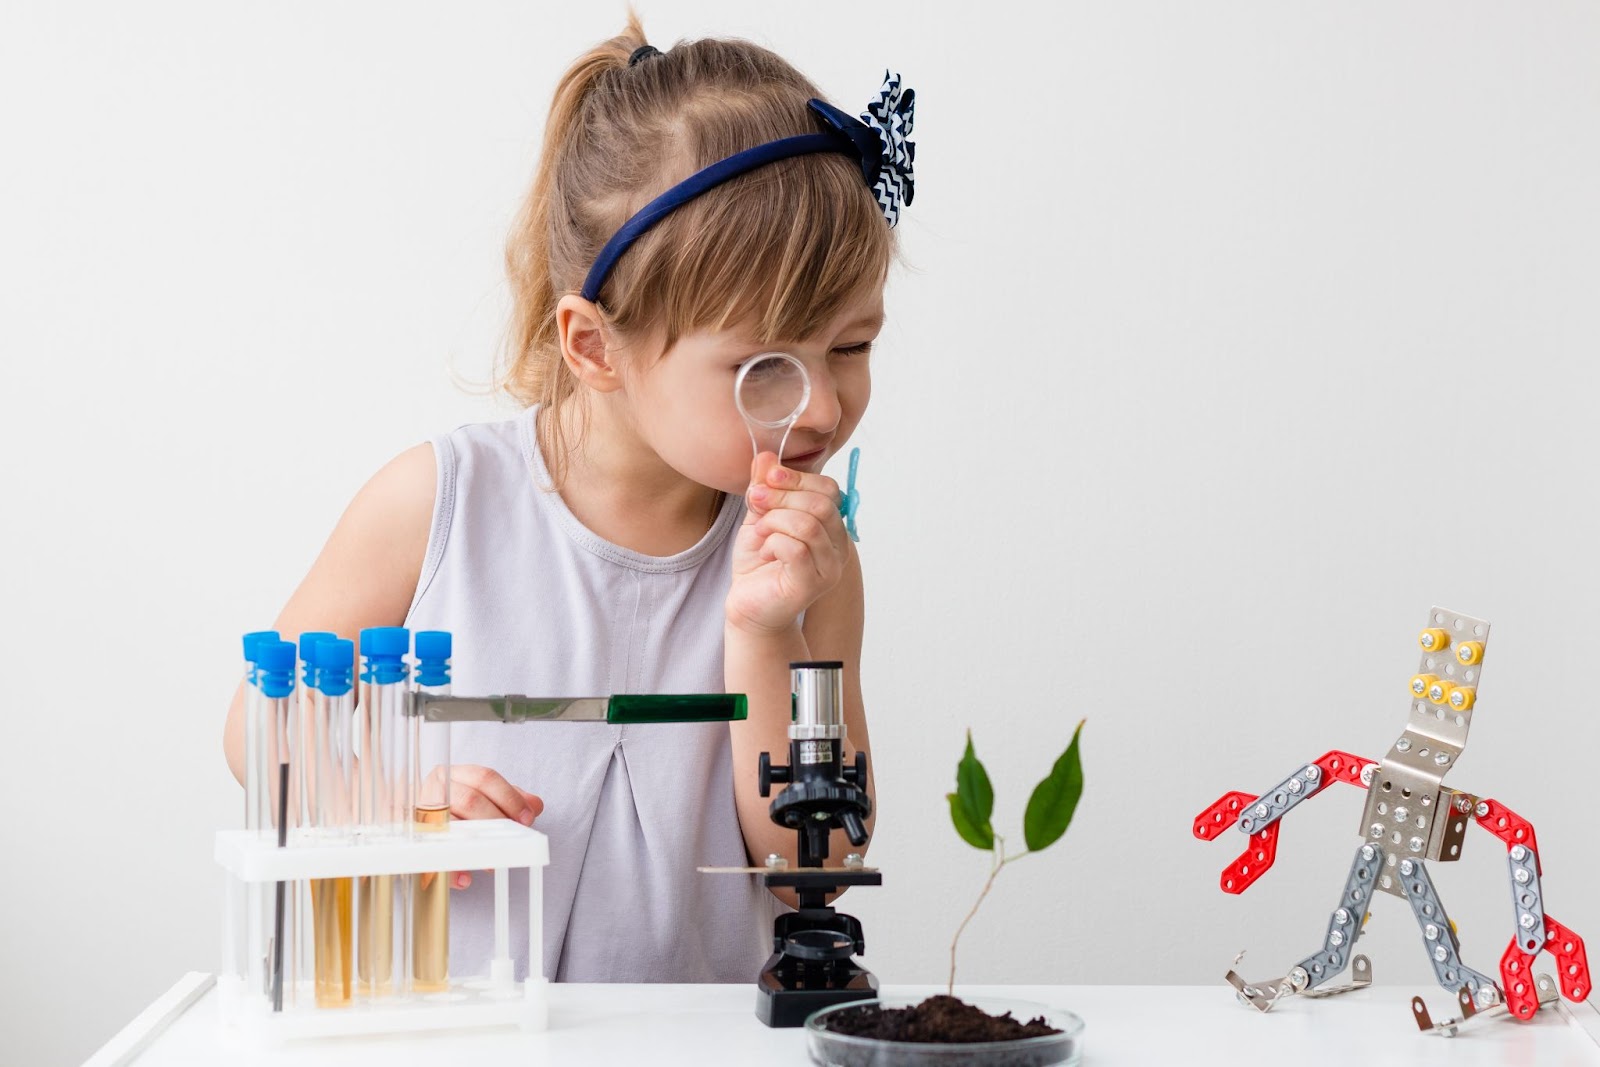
1193, 607, 1591, 1034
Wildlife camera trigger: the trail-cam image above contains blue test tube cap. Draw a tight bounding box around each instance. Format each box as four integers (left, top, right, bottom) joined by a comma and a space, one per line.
256, 640, 297, 699
359, 627, 410, 656
242, 630, 279, 688
243, 630, 279, 665
317, 638, 355, 698
415, 630, 451, 660
361, 626, 410, 685
415, 630, 451, 687
298, 631, 335, 689
358, 627, 380, 682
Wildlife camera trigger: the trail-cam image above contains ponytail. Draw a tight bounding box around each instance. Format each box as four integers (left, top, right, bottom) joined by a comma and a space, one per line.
499, 14, 646, 483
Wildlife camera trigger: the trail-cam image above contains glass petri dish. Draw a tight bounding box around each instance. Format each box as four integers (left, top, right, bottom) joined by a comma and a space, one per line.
806, 996, 1085, 1067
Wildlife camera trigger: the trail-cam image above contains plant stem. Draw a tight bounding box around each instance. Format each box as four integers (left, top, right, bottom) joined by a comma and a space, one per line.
948, 837, 1032, 996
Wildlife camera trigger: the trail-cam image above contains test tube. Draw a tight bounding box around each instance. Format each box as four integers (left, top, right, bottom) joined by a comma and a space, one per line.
311, 637, 355, 1008
256, 639, 298, 1011
241, 630, 279, 835
356, 627, 412, 831
410, 630, 452, 993
292, 633, 331, 999
240, 631, 278, 1004
357, 627, 410, 997
310, 637, 354, 839
295, 632, 334, 830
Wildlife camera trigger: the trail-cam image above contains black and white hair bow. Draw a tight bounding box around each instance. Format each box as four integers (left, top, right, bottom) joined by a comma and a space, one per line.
808, 71, 917, 228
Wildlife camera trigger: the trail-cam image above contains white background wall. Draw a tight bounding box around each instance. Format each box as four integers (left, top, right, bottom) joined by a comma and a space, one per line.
4, 2, 1598, 1063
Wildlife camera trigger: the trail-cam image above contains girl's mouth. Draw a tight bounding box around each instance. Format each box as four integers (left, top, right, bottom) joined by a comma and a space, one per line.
783, 447, 827, 468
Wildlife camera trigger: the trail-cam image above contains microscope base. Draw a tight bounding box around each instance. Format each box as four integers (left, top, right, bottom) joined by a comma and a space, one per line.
755, 956, 879, 1027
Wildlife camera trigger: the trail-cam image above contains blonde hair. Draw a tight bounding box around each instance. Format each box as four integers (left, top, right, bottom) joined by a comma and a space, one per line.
498, 13, 896, 483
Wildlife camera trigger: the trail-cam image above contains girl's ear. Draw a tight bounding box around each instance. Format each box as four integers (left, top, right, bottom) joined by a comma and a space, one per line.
556, 294, 623, 394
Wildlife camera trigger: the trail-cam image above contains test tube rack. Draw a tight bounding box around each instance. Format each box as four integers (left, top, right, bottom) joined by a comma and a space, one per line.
215, 818, 548, 1041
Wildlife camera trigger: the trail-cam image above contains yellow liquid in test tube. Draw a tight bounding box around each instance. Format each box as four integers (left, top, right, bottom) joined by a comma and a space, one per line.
412, 805, 451, 992
312, 877, 352, 1007
358, 875, 395, 995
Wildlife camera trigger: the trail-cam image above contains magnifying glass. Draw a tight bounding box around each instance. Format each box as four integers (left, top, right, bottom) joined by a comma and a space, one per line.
733, 352, 863, 543
734, 352, 810, 462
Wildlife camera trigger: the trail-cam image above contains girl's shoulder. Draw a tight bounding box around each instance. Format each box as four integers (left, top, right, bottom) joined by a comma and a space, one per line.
343, 441, 438, 580
365, 441, 438, 516
277, 442, 438, 641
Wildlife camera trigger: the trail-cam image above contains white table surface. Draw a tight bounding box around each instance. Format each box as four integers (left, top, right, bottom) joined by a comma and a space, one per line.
105, 976, 1600, 1067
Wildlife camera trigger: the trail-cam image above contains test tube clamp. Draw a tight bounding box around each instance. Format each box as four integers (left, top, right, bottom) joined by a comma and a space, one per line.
215, 819, 548, 1041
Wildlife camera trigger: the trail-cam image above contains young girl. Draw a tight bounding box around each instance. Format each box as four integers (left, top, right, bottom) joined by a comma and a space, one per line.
222, 15, 914, 983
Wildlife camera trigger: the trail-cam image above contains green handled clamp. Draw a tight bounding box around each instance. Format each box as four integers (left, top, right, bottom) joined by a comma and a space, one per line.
412, 693, 748, 725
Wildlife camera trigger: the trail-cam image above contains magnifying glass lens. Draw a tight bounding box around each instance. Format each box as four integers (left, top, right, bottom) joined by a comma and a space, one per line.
735, 353, 811, 458
737, 356, 807, 424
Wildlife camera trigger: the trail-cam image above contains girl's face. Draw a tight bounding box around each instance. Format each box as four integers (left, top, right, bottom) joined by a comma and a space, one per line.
620, 287, 883, 496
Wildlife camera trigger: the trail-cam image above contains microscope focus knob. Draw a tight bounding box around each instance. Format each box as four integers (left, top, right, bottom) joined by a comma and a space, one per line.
759, 752, 790, 798
844, 751, 868, 787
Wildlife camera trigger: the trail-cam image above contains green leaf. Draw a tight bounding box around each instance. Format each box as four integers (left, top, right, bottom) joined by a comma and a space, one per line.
947, 792, 994, 850
1023, 719, 1085, 852
950, 730, 995, 851
956, 730, 994, 826
953, 729, 992, 825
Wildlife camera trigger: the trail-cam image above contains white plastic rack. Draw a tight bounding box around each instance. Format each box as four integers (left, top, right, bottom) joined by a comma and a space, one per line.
215, 818, 548, 1041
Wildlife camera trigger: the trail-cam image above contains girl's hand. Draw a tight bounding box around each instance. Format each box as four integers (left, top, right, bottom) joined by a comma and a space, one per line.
445, 764, 543, 890
727, 452, 849, 636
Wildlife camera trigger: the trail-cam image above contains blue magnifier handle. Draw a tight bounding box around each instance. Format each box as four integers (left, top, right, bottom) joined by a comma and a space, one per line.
838, 447, 861, 543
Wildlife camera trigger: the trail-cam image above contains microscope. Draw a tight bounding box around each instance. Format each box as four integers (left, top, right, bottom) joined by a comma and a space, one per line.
753, 660, 879, 1027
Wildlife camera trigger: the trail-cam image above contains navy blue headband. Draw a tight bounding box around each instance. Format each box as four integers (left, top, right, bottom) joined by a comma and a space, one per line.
579, 72, 915, 304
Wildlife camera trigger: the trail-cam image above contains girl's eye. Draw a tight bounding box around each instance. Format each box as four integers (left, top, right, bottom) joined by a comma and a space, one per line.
734, 342, 873, 374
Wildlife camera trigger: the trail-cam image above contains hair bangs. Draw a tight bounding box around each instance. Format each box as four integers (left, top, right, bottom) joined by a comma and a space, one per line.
611, 151, 893, 353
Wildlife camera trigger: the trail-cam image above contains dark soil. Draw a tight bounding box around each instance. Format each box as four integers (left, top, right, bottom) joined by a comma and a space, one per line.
823, 995, 1062, 1042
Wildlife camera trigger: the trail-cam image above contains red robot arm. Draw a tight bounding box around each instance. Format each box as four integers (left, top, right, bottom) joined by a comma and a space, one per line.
1193, 751, 1375, 896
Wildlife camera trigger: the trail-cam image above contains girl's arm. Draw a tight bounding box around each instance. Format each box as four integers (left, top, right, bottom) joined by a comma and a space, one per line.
220, 443, 541, 844
725, 463, 875, 907
222, 443, 436, 784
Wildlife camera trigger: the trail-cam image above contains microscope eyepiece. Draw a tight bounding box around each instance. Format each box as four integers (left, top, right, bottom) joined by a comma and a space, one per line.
790, 661, 845, 739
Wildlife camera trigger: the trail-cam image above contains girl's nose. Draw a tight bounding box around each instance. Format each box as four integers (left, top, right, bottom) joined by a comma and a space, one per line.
794, 366, 841, 435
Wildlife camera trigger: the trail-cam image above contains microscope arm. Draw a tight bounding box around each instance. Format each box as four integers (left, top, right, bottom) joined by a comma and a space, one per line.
1192, 750, 1376, 895
1473, 798, 1592, 1018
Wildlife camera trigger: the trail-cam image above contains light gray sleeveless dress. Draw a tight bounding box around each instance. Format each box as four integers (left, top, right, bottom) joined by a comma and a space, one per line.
403, 406, 778, 982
